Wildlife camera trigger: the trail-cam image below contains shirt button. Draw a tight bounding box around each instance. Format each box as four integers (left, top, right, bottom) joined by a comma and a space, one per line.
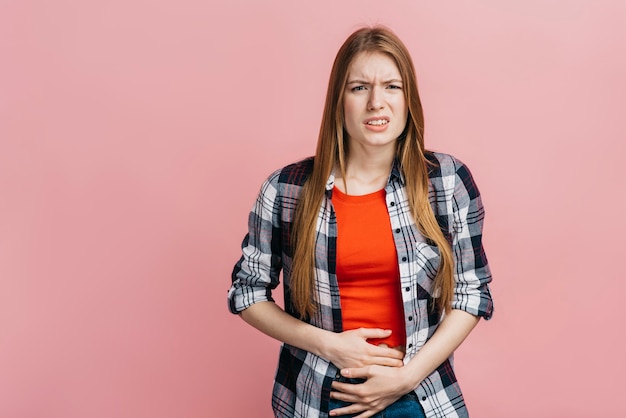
408, 343, 413, 348
405, 287, 410, 292
390, 201, 395, 206
395, 228, 401, 233
401, 256, 407, 262
422, 396, 426, 401
408, 316, 413, 321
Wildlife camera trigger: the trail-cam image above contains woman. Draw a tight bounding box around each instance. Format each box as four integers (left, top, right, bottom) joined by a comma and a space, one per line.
228, 26, 493, 418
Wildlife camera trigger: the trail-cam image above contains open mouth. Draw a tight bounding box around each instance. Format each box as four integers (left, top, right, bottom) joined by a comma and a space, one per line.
366, 119, 389, 126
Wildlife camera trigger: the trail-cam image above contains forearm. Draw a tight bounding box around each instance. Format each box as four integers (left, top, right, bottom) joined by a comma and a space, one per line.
402, 309, 480, 391
240, 301, 405, 370
240, 301, 330, 357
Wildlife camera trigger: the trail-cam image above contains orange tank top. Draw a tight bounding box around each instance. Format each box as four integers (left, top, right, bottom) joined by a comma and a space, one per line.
332, 186, 406, 348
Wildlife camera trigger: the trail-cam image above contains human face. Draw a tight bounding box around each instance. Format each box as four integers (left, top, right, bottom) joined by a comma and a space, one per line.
343, 52, 408, 154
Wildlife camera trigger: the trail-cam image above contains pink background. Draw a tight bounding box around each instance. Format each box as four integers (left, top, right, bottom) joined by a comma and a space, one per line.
2, 1, 625, 417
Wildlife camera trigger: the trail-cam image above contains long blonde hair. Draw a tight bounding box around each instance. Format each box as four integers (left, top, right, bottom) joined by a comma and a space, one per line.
291, 26, 454, 319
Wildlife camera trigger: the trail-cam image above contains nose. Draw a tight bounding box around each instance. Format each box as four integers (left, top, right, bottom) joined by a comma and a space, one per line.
367, 87, 384, 110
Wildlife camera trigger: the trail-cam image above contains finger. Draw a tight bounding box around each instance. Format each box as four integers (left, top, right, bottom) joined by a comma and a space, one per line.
340, 366, 370, 380
367, 356, 403, 367
329, 402, 368, 417
370, 345, 404, 360
330, 389, 362, 405
357, 328, 393, 339
331, 380, 364, 395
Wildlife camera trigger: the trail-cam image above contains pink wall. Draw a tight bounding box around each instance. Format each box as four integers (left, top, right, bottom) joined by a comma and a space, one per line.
1, 1, 625, 417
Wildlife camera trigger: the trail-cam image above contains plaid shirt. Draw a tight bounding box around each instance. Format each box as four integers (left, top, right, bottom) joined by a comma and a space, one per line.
228, 152, 493, 418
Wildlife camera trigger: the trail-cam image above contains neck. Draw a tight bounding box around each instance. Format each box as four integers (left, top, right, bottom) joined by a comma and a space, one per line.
336, 145, 395, 195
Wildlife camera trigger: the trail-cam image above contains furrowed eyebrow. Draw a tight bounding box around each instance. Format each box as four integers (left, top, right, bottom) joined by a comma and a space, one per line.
346, 79, 403, 85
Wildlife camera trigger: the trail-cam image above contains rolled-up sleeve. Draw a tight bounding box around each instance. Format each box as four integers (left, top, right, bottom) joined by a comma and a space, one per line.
228, 171, 283, 314
449, 160, 494, 319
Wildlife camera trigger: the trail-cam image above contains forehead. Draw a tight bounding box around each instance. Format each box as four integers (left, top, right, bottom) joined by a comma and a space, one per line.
347, 52, 401, 79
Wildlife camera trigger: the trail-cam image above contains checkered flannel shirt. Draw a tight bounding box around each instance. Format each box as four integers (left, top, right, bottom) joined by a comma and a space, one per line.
228, 152, 493, 418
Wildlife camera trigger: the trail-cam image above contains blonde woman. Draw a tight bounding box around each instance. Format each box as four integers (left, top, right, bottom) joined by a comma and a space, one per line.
228, 26, 493, 418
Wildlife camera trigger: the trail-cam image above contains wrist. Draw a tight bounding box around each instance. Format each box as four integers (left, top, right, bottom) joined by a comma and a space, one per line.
310, 327, 336, 361
399, 362, 423, 392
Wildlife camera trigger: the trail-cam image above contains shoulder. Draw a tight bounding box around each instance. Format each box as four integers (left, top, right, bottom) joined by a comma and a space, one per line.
275, 157, 315, 187
426, 151, 475, 183
252, 158, 315, 220
259, 157, 314, 203
426, 151, 481, 202
425, 151, 469, 176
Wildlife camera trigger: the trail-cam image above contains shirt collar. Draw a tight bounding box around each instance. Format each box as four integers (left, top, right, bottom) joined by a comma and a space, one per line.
389, 158, 404, 185
325, 158, 404, 194
325, 171, 336, 192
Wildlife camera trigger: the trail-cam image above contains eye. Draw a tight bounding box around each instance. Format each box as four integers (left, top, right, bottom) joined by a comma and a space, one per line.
387, 84, 402, 90
351, 85, 366, 92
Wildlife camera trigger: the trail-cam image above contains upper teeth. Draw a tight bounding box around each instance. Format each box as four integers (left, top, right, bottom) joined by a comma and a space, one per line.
367, 119, 388, 125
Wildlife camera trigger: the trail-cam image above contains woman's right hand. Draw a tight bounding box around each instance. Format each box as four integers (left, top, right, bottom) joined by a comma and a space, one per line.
322, 328, 404, 370
239, 303, 403, 370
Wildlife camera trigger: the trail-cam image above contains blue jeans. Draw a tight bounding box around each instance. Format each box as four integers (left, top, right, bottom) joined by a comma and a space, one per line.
329, 377, 426, 418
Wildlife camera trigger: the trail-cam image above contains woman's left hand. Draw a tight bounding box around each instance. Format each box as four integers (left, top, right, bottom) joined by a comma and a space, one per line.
329, 365, 414, 417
